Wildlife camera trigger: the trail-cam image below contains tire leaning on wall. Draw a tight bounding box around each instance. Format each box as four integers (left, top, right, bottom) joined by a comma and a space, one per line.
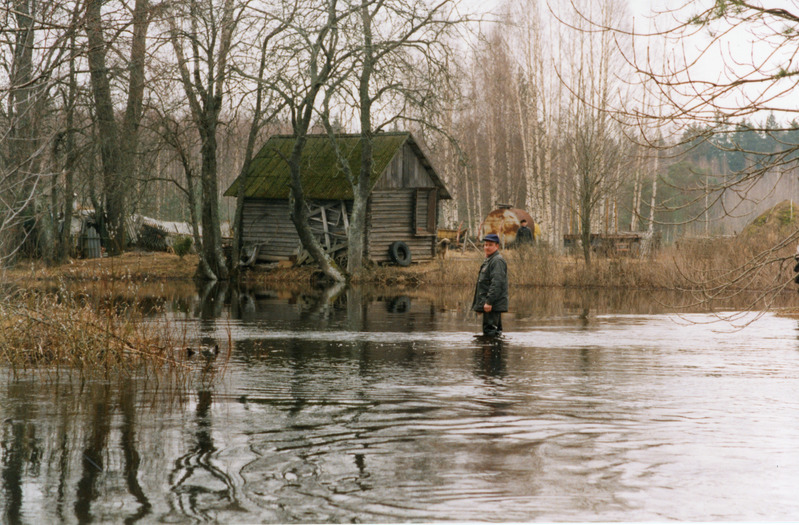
388, 241, 412, 267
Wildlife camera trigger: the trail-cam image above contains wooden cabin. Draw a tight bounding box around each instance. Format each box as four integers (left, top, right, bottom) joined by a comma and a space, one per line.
224, 132, 451, 265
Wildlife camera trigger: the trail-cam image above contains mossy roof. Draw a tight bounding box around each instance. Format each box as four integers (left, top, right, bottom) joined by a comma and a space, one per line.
224, 132, 438, 200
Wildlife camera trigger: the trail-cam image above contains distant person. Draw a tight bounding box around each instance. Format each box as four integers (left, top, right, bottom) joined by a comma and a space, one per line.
472, 233, 508, 337
516, 219, 534, 246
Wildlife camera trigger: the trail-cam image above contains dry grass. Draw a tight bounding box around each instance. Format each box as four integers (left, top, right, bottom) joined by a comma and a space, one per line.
238, 237, 796, 294
2, 237, 796, 373
1, 253, 225, 376
369, 247, 681, 290
0, 287, 217, 379
668, 234, 797, 292
3, 251, 200, 284
242, 264, 317, 287
4, 230, 796, 295
373, 235, 797, 294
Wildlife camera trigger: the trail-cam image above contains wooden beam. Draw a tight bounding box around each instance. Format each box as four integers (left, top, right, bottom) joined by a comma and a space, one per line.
340, 200, 349, 233
320, 205, 331, 250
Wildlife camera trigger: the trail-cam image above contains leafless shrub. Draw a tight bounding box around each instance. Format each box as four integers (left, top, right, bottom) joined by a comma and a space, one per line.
0, 287, 220, 382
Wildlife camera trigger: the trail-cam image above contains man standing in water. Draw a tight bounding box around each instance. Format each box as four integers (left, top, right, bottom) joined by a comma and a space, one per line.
472, 233, 508, 336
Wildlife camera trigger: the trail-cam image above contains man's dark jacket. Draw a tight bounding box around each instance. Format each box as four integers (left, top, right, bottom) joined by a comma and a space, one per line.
472, 251, 509, 312
516, 225, 534, 244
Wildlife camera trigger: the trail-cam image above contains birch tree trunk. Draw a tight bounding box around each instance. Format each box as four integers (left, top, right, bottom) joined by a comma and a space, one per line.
648, 153, 658, 235
630, 151, 643, 231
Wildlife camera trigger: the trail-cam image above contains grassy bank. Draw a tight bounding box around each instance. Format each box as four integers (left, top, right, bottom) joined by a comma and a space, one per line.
3, 250, 200, 283
5, 233, 796, 292
251, 240, 795, 293
1, 253, 215, 374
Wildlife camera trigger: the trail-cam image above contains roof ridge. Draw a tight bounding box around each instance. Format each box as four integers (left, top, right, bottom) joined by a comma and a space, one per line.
223, 130, 451, 200
266, 131, 411, 139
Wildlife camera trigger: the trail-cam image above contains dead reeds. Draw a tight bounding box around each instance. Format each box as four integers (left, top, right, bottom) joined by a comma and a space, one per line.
0, 286, 212, 380
400, 246, 677, 289
413, 235, 797, 296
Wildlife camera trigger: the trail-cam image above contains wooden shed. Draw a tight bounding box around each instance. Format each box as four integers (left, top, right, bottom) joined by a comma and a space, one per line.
224, 132, 452, 265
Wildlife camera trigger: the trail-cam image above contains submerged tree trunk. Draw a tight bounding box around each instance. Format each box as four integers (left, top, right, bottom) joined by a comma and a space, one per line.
292, 84, 347, 282
278, 0, 346, 283
347, 133, 371, 275
346, 0, 376, 276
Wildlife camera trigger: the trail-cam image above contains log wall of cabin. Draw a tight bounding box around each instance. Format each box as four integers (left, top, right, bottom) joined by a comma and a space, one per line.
239, 140, 444, 265
241, 199, 298, 261
241, 198, 350, 262
367, 189, 435, 263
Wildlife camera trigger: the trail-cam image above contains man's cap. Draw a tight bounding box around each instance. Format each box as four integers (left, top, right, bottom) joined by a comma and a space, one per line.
482, 233, 501, 244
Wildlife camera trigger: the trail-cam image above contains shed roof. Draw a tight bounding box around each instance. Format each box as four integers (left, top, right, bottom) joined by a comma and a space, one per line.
223, 132, 450, 200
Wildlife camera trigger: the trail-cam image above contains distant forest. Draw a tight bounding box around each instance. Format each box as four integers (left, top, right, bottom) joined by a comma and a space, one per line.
653, 117, 799, 242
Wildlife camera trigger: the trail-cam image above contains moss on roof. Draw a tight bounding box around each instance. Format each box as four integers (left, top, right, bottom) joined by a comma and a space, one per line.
224, 132, 412, 200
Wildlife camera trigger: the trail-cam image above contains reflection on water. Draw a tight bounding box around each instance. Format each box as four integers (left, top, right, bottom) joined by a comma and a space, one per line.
3, 283, 799, 522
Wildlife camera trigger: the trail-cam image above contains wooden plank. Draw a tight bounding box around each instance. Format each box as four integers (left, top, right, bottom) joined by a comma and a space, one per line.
320, 204, 331, 250
427, 190, 437, 233
340, 201, 349, 232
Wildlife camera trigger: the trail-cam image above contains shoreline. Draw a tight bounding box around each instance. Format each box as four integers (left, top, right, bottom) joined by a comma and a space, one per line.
3, 250, 798, 338
3, 247, 797, 294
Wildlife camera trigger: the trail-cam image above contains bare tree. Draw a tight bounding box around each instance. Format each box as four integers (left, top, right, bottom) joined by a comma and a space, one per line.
84, 0, 151, 255
549, 0, 632, 265
1, 0, 81, 265
611, 1, 799, 304
262, 0, 354, 282
229, 12, 289, 279
150, 106, 204, 253
53, 8, 83, 263
1, 0, 42, 264
319, 0, 465, 275
166, 0, 241, 281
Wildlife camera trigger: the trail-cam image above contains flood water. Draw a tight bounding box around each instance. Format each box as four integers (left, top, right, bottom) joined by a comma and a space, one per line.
3, 284, 799, 523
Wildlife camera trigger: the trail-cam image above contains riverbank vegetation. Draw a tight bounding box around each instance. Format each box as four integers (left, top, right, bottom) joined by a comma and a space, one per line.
5, 0, 799, 285
0, 261, 221, 378
3, 227, 797, 370
0, 291, 187, 374
3, 198, 797, 367
6, 222, 795, 296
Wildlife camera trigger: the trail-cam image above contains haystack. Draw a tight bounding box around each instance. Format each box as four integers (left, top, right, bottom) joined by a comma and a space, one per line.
739, 200, 799, 246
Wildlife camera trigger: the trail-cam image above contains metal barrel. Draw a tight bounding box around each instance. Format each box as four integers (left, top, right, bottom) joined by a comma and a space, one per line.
82, 226, 101, 258
479, 208, 537, 245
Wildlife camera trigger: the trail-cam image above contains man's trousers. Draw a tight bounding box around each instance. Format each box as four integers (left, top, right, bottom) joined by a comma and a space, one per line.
482, 311, 503, 336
